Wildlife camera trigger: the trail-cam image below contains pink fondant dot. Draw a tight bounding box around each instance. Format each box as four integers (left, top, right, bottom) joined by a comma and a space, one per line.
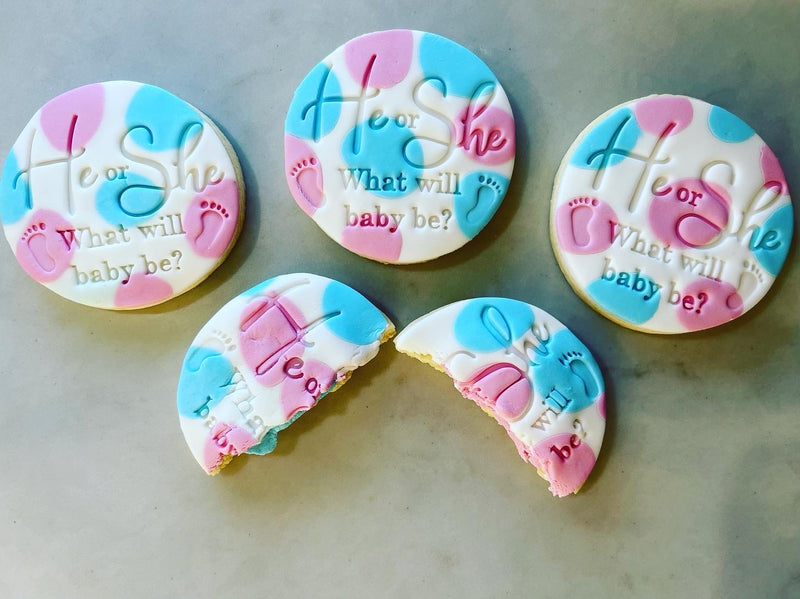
114, 272, 173, 308
239, 295, 310, 387
456, 104, 516, 166
633, 95, 694, 136
40, 83, 105, 152
675, 278, 743, 332
760, 145, 789, 196
280, 358, 336, 419
648, 178, 730, 249
341, 224, 403, 262
529, 433, 596, 497
459, 363, 532, 421
203, 422, 257, 473
344, 29, 414, 88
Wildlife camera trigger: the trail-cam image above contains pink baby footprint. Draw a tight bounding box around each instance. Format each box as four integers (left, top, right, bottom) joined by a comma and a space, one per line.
729, 260, 765, 311
184, 179, 239, 258
285, 134, 324, 215
15, 209, 74, 282
555, 196, 617, 254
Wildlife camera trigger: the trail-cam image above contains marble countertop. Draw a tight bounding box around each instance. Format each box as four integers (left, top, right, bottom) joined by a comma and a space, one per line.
0, 2, 798, 597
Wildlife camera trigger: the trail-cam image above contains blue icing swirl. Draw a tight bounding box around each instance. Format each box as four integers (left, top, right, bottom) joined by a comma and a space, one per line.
285, 63, 343, 141
125, 84, 203, 152
95, 172, 165, 226
708, 106, 754, 143
418, 32, 498, 98
569, 107, 642, 170
177, 346, 236, 418
454, 171, 508, 239
750, 203, 793, 276
322, 280, 387, 345
532, 329, 603, 413
454, 298, 534, 353
0, 150, 30, 224
586, 269, 660, 325
341, 121, 422, 198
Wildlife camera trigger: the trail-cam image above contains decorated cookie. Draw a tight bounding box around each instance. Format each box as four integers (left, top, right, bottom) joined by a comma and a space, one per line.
177, 273, 394, 475
394, 298, 605, 497
0, 81, 244, 309
285, 29, 515, 263
551, 95, 793, 333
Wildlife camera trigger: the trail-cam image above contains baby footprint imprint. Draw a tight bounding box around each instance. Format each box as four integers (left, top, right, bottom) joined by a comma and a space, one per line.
290, 157, 324, 210
194, 200, 229, 249
566, 197, 597, 248
466, 175, 504, 222
20, 222, 56, 272
730, 260, 765, 309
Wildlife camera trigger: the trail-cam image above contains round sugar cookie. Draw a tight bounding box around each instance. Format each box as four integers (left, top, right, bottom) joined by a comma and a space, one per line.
0, 81, 244, 309
177, 273, 395, 475
284, 29, 516, 264
395, 298, 606, 497
551, 95, 793, 334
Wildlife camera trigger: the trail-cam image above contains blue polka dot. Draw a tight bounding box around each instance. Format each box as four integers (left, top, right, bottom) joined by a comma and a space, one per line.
454, 171, 508, 239
322, 280, 387, 345
532, 329, 603, 413
0, 150, 31, 224
454, 298, 534, 353
570, 107, 642, 170
177, 346, 236, 418
125, 84, 203, 152
418, 33, 498, 98
708, 106, 754, 143
586, 270, 660, 325
286, 63, 343, 141
750, 203, 793, 276
95, 172, 165, 227
341, 121, 422, 198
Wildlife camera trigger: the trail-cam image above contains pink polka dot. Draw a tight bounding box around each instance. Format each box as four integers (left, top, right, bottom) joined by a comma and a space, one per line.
529, 433, 596, 497
184, 179, 240, 259
341, 224, 402, 262
285, 134, 324, 215
40, 83, 104, 153
648, 178, 730, 248
760, 144, 789, 196
555, 196, 618, 255
239, 295, 310, 387
344, 30, 414, 88
15, 209, 75, 283
114, 272, 173, 308
634, 95, 693, 136
280, 358, 336, 419
203, 422, 257, 474
456, 104, 515, 166
458, 363, 532, 422
675, 278, 743, 332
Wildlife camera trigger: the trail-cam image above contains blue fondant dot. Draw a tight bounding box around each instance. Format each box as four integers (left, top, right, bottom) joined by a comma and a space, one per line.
586, 270, 660, 325
322, 280, 387, 345
418, 33, 498, 98
341, 121, 422, 198
177, 346, 235, 418
750, 203, 793, 276
532, 329, 603, 413
569, 107, 642, 170
125, 84, 203, 152
285, 63, 343, 141
0, 150, 31, 224
454, 171, 509, 238
454, 298, 534, 353
95, 172, 165, 227
707, 106, 755, 143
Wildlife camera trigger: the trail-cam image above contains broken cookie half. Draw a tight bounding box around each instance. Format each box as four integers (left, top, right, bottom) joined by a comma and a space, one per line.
177, 273, 394, 474
395, 298, 606, 497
